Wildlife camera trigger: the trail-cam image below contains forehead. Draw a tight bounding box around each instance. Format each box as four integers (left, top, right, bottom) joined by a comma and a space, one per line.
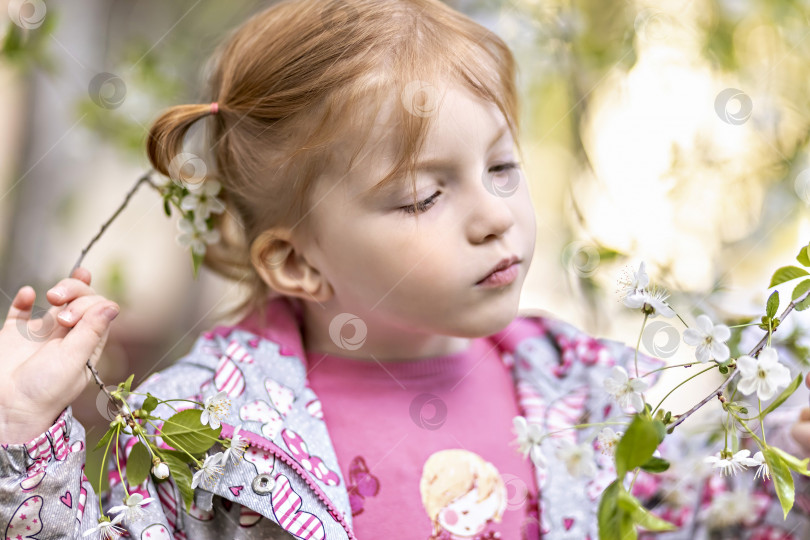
330, 83, 511, 199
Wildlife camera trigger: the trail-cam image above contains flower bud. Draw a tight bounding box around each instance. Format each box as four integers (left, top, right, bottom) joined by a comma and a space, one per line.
152, 462, 170, 479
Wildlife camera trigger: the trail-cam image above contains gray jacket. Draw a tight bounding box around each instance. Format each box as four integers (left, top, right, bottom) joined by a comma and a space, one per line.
2, 305, 809, 539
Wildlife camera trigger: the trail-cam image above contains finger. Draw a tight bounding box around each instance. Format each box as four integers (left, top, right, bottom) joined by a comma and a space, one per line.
70, 266, 91, 286
791, 421, 810, 453
54, 294, 110, 328
3, 286, 36, 325
806, 372, 810, 390
46, 278, 95, 307
61, 302, 120, 367
800, 408, 810, 422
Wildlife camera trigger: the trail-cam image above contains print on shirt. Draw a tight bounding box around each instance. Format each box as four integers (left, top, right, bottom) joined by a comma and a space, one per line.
347, 455, 380, 515
420, 449, 507, 540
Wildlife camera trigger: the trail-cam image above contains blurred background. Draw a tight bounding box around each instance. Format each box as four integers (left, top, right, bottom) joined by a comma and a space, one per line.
1, 0, 809, 488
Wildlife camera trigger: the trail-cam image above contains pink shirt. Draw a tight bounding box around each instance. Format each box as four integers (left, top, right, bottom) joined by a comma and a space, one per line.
306, 334, 541, 539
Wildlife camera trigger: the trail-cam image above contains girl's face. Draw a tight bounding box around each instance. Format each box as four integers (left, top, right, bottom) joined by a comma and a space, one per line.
295, 82, 537, 357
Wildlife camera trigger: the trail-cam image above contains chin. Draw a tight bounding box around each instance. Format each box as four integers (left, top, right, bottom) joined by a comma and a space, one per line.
453, 300, 520, 338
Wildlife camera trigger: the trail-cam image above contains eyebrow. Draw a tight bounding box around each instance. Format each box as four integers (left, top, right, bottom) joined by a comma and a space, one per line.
365, 124, 511, 197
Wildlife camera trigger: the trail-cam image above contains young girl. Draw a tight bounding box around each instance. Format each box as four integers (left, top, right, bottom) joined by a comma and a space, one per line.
2, 0, 810, 538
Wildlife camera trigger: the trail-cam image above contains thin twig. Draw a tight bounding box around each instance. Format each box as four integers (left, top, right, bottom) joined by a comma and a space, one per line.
669, 290, 810, 431
70, 169, 156, 276
71, 169, 158, 416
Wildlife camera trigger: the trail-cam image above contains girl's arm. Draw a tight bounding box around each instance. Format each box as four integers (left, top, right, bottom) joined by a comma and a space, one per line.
0, 406, 177, 538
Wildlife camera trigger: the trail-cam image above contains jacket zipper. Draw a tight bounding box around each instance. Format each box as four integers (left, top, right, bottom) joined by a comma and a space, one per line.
220, 422, 357, 540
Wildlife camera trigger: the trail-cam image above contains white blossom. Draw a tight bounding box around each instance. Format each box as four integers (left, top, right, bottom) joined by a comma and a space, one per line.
512, 416, 546, 468
752, 451, 770, 480
200, 391, 231, 430
603, 366, 649, 412
736, 346, 792, 401
176, 215, 221, 256
219, 424, 249, 466
617, 262, 650, 302
191, 453, 225, 490
180, 179, 226, 221
83, 515, 125, 539
624, 286, 676, 318
152, 461, 170, 479
597, 427, 622, 456
107, 493, 155, 525
682, 314, 731, 363
704, 449, 759, 477
703, 490, 756, 529
555, 439, 597, 478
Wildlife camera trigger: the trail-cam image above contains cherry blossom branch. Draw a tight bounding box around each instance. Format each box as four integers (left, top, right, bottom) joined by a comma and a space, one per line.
69, 169, 155, 415
669, 289, 810, 431
70, 169, 155, 276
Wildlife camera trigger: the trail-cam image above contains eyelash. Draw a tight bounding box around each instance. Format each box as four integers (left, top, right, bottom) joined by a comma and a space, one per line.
399, 161, 522, 214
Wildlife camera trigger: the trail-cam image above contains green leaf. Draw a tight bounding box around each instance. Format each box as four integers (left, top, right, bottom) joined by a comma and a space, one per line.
160, 409, 221, 455
616, 415, 660, 477
126, 442, 152, 486
771, 447, 810, 477
797, 295, 810, 312
770, 266, 810, 288
766, 291, 779, 319
93, 426, 116, 451
764, 447, 794, 518
651, 419, 666, 443
119, 374, 135, 394
793, 280, 810, 302
640, 456, 670, 473
191, 251, 204, 279
160, 451, 194, 512
163, 198, 172, 217
617, 490, 676, 532
598, 480, 636, 540
760, 374, 803, 417
142, 394, 159, 413
797, 244, 810, 267
159, 448, 197, 464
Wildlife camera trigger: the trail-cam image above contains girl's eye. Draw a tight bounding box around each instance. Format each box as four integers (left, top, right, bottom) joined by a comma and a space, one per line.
489, 161, 521, 175
400, 191, 441, 214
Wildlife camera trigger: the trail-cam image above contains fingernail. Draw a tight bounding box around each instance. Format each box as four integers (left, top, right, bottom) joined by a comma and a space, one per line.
49, 287, 66, 299
58, 310, 73, 323
103, 306, 120, 321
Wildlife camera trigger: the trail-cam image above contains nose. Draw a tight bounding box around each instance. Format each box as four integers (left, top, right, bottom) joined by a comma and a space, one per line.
466, 170, 517, 244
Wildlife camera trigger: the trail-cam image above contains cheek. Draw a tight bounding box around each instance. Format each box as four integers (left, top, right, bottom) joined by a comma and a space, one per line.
440, 508, 459, 526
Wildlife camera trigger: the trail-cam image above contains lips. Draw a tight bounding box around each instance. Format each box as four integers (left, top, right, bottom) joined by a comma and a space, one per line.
476, 255, 521, 285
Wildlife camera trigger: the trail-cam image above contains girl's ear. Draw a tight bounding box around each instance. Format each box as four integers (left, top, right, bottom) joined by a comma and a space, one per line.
250, 228, 333, 302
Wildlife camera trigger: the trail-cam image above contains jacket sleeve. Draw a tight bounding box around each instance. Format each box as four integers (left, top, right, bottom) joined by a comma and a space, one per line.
0, 406, 180, 538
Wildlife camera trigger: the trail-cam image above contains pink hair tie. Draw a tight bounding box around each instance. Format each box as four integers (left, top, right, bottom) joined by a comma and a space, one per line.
210, 102, 219, 115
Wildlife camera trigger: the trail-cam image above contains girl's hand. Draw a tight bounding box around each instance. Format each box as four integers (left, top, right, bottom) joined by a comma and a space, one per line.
0, 267, 120, 444
790, 373, 810, 457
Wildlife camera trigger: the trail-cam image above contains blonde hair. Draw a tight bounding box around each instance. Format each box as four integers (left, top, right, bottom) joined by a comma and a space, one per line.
146, 0, 521, 328
420, 449, 506, 525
